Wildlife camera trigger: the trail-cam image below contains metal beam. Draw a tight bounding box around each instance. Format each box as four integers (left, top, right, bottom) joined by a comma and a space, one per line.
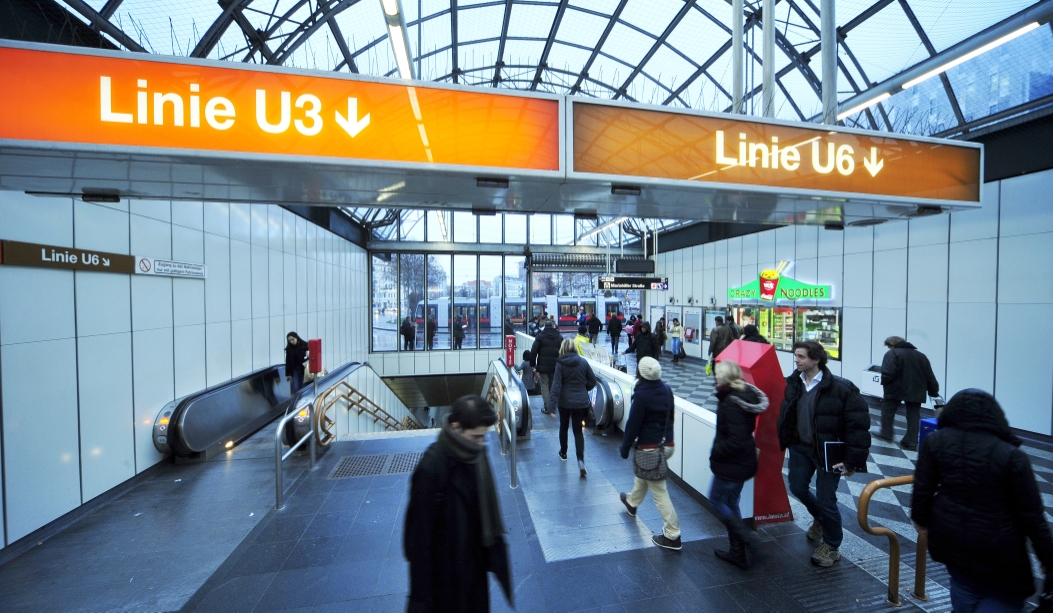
451, 0, 459, 83
897, 0, 965, 125
492, 0, 513, 86
61, 0, 146, 52
613, 0, 695, 100
661, 39, 732, 105
328, 13, 359, 72
530, 0, 569, 91
821, 0, 836, 124
231, 7, 275, 62
271, 0, 361, 66
192, 0, 251, 58
570, 0, 629, 94
836, 0, 1053, 122
98, 0, 123, 19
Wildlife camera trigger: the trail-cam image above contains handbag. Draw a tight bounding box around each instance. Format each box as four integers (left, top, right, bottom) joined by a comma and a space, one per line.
631, 409, 672, 481
677, 344, 687, 359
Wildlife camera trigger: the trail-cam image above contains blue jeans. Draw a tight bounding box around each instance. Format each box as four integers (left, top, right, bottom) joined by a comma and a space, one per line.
709, 476, 744, 524
290, 369, 304, 395
787, 443, 843, 548
671, 338, 682, 357
949, 572, 1026, 613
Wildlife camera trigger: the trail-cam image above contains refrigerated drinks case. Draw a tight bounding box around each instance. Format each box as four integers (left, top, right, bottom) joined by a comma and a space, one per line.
795, 308, 841, 360
769, 308, 795, 351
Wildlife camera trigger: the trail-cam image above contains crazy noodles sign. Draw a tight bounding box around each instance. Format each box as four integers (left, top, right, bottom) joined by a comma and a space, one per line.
728, 261, 831, 302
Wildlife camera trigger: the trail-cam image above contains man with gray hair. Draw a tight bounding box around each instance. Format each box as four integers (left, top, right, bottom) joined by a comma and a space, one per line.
878, 336, 940, 451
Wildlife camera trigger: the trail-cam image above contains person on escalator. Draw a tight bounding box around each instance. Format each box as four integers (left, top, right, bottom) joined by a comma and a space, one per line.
515, 350, 537, 396
618, 357, 681, 551
530, 319, 563, 416
284, 332, 309, 393
710, 360, 769, 569
404, 395, 512, 613
550, 338, 596, 478
574, 324, 591, 356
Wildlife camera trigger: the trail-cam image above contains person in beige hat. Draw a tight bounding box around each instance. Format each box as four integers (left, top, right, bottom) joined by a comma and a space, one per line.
618, 357, 681, 550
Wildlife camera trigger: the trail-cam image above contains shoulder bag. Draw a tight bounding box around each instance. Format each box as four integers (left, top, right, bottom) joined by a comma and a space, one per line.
632, 408, 672, 481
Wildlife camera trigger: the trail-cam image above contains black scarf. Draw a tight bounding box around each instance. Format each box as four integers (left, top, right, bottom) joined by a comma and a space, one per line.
438, 417, 505, 548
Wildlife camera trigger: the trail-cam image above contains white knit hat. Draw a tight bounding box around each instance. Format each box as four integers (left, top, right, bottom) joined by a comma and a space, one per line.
638, 357, 661, 381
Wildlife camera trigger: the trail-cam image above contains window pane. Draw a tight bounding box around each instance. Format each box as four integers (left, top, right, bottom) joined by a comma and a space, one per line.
575, 218, 598, 246
454, 211, 476, 243
400, 253, 425, 351
505, 213, 527, 244
479, 213, 502, 243
530, 214, 551, 245
427, 210, 451, 242
371, 253, 398, 352
453, 254, 477, 349
795, 308, 841, 360
426, 254, 452, 350
769, 307, 795, 352
504, 256, 527, 335
400, 210, 425, 241
553, 215, 574, 245
480, 255, 503, 348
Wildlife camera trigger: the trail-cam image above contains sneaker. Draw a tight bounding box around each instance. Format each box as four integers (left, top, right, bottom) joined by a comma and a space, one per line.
811, 542, 841, 567
578, 460, 587, 478
806, 519, 823, 542
557, 451, 567, 461
619, 492, 637, 517
652, 534, 682, 551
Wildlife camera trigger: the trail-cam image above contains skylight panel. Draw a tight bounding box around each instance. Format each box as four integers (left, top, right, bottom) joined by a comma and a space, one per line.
599, 21, 655, 71
546, 41, 594, 76
641, 44, 695, 93
618, 0, 682, 37
570, 0, 622, 16
507, 3, 558, 40
503, 39, 546, 67
104, 0, 221, 56
557, 6, 609, 48
911, 0, 1035, 52
421, 11, 453, 54
664, 9, 728, 67
459, 3, 505, 45
843, 1, 927, 84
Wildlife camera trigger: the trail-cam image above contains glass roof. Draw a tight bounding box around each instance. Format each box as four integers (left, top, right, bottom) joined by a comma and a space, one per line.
64, 0, 1051, 136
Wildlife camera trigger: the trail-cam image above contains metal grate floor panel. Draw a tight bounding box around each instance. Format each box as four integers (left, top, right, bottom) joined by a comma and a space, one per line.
388, 452, 423, 475
328, 454, 388, 479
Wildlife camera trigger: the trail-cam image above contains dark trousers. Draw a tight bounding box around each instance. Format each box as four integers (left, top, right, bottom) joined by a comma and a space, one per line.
589, 333, 598, 344
558, 408, 587, 461
454, 337, 463, 350
709, 476, 751, 544
610, 335, 620, 354
788, 443, 843, 548
880, 398, 921, 448
290, 369, 304, 395
402, 336, 413, 351
948, 571, 1025, 613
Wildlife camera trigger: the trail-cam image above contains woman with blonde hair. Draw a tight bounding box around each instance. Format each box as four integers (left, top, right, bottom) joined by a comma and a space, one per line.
550, 338, 597, 477
710, 359, 769, 569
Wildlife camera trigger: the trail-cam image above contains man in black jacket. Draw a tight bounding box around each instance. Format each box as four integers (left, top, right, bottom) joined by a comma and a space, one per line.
404, 395, 511, 613
586, 312, 603, 344
625, 321, 661, 361
878, 336, 940, 451
912, 389, 1053, 612
778, 341, 871, 568
529, 320, 563, 415
709, 317, 735, 364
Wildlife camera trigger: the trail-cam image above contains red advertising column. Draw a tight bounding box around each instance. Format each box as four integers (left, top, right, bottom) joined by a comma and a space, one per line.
716, 340, 792, 525
505, 335, 516, 368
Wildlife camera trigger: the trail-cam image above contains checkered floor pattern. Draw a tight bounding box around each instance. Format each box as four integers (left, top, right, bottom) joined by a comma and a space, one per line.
659, 354, 1053, 575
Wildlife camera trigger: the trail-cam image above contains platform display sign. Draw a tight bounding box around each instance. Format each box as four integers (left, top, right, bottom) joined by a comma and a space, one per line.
572, 101, 981, 203
598, 276, 668, 291
0, 45, 560, 171
728, 262, 830, 302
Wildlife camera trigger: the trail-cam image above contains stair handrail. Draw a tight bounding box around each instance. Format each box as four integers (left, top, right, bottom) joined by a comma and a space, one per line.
484, 360, 519, 489
857, 475, 928, 606
314, 381, 422, 447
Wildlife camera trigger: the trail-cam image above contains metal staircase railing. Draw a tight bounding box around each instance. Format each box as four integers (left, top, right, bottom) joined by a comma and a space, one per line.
314, 381, 423, 448
858, 475, 928, 606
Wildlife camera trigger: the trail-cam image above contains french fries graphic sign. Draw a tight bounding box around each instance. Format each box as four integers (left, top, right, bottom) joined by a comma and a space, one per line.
728, 262, 831, 302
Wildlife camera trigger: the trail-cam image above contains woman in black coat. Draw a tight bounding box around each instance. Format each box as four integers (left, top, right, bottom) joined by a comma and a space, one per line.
710, 360, 768, 570
912, 389, 1053, 611
284, 331, 309, 393
550, 339, 596, 477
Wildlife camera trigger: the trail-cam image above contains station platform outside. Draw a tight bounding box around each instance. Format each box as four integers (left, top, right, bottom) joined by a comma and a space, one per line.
4, 358, 1053, 611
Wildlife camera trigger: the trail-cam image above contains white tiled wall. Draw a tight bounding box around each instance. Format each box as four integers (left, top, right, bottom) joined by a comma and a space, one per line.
0, 194, 368, 546
654, 168, 1053, 437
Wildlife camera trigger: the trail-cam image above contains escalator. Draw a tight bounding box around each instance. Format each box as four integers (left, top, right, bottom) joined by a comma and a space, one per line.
152, 361, 361, 461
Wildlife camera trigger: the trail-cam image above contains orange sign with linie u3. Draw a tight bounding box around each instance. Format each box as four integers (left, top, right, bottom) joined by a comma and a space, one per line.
573, 102, 982, 203
0, 46, 560, 171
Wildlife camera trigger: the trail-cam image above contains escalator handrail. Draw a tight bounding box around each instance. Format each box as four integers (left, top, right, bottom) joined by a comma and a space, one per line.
284, 361, 364, 416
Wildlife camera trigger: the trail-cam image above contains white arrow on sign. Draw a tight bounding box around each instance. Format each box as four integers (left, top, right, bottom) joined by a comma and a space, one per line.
335, 98, 370, 138
863, 147, 884, 177
102, 258, 110, 266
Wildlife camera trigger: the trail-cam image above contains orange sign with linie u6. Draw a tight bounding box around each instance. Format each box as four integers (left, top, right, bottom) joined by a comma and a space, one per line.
573, 102, 982, 203
0, 46, 560, 171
